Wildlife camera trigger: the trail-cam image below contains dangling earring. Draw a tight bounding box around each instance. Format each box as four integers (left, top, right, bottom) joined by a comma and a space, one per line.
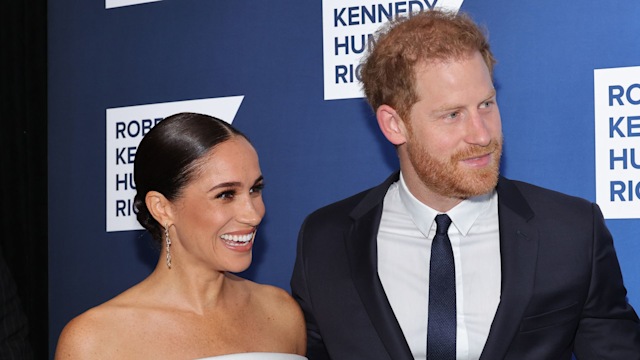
165, 224, 172, 269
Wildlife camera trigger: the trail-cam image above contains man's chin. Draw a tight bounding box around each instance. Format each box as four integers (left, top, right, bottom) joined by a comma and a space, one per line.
449, 171, 499, 199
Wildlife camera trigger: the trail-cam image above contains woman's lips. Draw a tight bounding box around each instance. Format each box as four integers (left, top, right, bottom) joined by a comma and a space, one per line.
219, 229, 256, 250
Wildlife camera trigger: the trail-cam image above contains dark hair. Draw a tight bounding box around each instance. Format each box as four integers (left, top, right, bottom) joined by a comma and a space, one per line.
361, 10, 496, 121
133, 112, 247, 242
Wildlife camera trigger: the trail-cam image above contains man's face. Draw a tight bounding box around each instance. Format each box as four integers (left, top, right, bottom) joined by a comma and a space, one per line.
403, 51, 503, 201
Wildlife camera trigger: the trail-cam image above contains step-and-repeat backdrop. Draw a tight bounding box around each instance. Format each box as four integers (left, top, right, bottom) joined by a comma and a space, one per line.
49, 0, 640, 356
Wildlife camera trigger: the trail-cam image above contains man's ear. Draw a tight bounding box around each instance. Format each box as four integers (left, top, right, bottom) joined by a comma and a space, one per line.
376, 105, 408, 146
145, 191, 174, 227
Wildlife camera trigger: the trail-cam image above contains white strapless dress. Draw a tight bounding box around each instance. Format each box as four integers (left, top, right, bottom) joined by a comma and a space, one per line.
196, 353, 307, 360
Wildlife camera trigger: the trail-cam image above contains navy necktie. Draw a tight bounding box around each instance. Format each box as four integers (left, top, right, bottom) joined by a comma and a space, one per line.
427, 214, 456, 359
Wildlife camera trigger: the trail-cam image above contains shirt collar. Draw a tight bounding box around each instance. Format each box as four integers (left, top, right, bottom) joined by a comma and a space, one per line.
397, 173, 496, 237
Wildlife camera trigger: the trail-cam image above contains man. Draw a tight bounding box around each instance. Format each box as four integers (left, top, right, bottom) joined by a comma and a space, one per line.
290, 10, 640, 360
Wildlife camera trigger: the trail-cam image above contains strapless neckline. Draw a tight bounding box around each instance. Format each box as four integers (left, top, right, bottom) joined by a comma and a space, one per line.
195, 352, 307, 360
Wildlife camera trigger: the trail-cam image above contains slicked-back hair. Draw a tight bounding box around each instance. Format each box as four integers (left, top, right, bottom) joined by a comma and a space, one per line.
133, 112, 248, 242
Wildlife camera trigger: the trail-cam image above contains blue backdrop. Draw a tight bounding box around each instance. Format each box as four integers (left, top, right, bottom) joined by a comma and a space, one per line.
48, 1, 640, 357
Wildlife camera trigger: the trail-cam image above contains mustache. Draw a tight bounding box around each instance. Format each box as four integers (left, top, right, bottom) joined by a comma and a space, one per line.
451, 138, 502, 162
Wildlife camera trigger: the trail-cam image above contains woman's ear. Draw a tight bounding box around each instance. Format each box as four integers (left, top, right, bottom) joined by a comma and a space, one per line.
376, 105, 408, 146
145, 191, 174, 227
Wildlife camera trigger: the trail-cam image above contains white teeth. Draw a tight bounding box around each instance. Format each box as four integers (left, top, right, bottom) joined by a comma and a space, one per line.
220, 233, 254, 244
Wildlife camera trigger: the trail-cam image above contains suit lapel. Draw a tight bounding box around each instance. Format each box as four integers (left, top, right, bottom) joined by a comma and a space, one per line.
480, 177, 539, 359
346, 173, 414, 360
343, 174, 539, 359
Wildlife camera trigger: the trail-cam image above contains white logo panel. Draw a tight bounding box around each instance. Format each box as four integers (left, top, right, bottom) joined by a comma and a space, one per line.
594, 66, 640, 219
322, 0, 464, 100
106, 0, 161, 9
106, 96, 244, 232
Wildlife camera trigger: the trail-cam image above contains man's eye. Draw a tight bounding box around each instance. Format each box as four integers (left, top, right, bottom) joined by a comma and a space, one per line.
481, 100, 494, 108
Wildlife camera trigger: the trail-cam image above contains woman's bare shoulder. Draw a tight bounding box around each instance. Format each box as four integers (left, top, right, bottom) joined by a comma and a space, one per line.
250, 282, 307, 355
54, 290, 147, 359
229, 275, 299, 312
255, 283, 299, 309
54, 302, 123, 359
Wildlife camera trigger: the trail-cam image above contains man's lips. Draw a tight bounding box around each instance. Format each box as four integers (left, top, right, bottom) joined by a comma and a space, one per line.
460, 152, 492, 167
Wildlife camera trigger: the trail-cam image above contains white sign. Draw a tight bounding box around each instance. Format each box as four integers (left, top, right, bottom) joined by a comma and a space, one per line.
594, 66, 640, 219
106, 0, 161, 9
106, 96, 244, 232
322, 0, 464, 100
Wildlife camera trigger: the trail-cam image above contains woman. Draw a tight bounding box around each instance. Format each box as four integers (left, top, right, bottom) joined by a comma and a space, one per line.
55, 113, 306, 359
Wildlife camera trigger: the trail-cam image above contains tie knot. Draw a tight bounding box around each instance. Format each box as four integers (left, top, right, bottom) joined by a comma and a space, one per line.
435, 214, 452, 236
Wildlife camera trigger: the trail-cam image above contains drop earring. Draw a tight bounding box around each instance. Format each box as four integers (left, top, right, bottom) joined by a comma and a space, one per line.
165, 224, 172, 269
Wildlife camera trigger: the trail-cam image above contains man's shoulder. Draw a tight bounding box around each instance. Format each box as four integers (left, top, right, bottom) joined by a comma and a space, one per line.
306, 186, 376, 222
500, 176, 594, 211
303, 172, 398, 228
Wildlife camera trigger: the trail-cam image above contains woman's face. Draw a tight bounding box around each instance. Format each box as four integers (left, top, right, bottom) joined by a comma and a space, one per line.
169, 137, 265, 273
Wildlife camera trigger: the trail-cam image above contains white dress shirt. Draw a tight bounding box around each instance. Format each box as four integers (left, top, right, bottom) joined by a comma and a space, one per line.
377, 174, 501, 360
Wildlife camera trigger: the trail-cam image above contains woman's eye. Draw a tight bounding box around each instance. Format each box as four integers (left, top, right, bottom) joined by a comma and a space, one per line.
250, 183, 265, 195
216, 190, 235, 200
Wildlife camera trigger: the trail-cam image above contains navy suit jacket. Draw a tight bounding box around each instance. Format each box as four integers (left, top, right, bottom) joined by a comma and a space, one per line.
291, 173, 640, 359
